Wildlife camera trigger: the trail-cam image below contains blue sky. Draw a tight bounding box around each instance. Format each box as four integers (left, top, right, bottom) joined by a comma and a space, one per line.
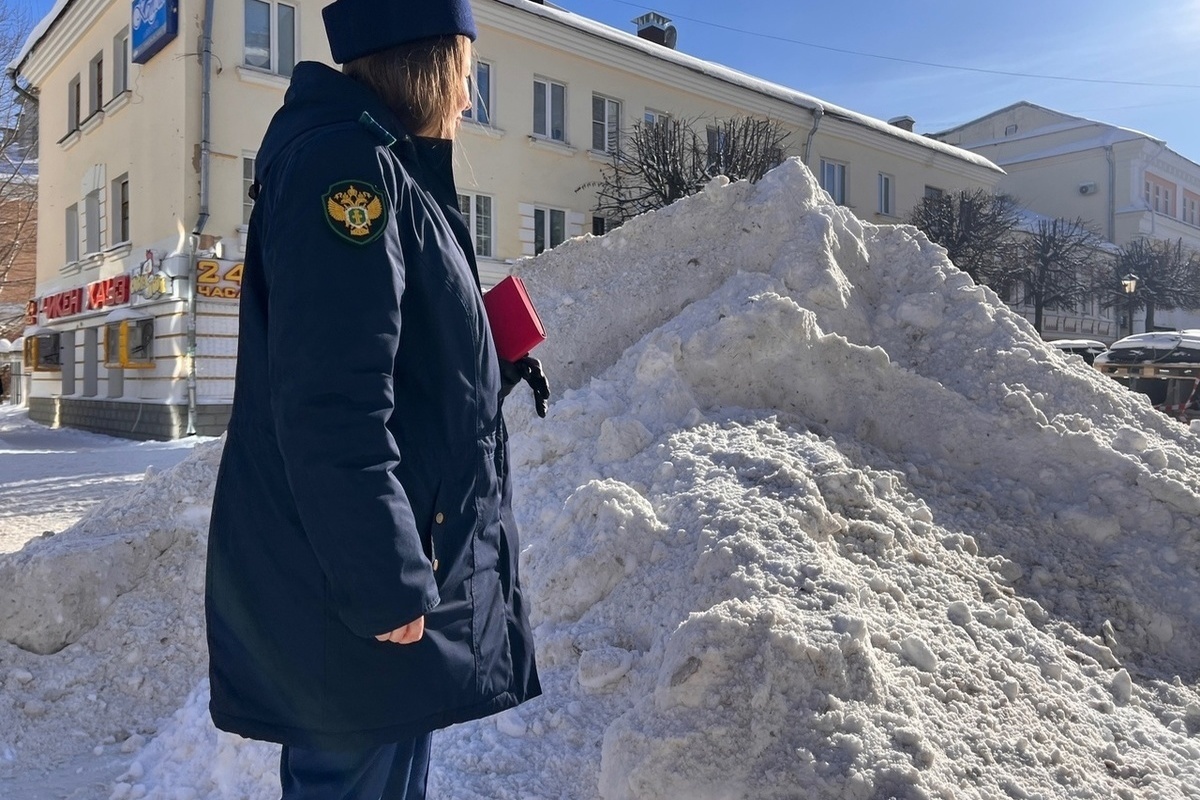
13, 0, 1200, 162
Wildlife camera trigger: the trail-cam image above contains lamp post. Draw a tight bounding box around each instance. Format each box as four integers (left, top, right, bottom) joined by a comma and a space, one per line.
1121, 273, 1139, 338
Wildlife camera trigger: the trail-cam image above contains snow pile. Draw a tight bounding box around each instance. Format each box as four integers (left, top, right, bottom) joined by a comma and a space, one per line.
3, 159, 1200, 799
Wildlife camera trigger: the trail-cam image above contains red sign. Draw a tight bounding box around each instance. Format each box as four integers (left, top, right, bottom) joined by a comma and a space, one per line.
87, 274, 131, 310
37, 274, 132, 321
41, 288, 84, 320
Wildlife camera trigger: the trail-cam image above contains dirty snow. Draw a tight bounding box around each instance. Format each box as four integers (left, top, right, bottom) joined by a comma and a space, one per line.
2, 159, 1199, 799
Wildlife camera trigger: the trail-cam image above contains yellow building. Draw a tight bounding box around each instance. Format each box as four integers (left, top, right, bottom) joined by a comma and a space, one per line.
935, 101, 1200, 336
10, 0, 1002, 439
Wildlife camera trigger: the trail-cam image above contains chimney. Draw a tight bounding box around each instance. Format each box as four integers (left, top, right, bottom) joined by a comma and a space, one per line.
633, 12, 677, 48
888, 115, 916, 133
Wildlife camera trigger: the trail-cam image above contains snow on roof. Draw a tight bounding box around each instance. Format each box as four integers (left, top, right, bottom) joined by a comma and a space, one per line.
7, 0, 74, 75
489, 0, 1001, 173
934, 101, 1160, 145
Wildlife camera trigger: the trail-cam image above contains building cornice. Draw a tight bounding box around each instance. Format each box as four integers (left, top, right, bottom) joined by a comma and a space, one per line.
18, 0, 114, 87
476, 0, 1000, 174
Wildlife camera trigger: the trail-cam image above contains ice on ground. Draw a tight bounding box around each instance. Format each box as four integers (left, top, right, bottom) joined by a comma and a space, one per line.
2, 159, 1199, 800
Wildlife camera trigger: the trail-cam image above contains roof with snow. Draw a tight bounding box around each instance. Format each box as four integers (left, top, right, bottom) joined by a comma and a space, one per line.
11, 0, 1001, 175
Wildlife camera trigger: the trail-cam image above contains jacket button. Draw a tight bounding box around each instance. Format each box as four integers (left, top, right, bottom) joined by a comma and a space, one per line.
435, 512, 445, 524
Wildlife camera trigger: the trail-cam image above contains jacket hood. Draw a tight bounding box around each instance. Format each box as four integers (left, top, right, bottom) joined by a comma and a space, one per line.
256, 61, 408, 185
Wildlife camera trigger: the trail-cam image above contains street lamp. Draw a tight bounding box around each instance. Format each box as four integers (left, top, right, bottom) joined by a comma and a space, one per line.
1122, 273, 1139, 337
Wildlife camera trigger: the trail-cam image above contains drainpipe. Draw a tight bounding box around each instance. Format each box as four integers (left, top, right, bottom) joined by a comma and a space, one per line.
803, 105, 825, 168
7, 68, 37, 105
186, 0, 216, 436
1104, 144, 1116, 242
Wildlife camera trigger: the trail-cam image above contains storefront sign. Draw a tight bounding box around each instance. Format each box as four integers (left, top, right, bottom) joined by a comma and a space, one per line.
131, 250, 171, 299
41, 288, 84, 320
39, 274, 132, 321
196, 259, 244, 300
131, 0, 178, 64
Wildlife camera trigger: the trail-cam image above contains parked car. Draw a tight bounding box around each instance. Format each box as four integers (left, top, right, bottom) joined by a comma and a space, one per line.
1050, 338, 1108, 365
1094, 330, 1200, 422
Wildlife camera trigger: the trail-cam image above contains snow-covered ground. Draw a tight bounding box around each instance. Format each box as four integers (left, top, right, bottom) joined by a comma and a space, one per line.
2, 160, 1199, 799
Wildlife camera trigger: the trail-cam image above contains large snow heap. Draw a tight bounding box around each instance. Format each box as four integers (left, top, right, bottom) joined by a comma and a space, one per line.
2, 159, 1199, 799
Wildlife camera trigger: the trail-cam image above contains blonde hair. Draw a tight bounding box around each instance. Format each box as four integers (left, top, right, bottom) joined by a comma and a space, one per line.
343, 35, 471, 139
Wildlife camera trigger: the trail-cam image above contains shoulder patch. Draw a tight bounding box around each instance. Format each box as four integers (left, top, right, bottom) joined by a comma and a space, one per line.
323, 180, 388, 245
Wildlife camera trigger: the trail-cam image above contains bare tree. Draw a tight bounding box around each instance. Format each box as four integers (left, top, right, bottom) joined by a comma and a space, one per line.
908, 189, 1020, 283
1011, 217, 1100, 333
583, 115, 790, 227
1108, 238, 1200, 333
0, 3, 38, 340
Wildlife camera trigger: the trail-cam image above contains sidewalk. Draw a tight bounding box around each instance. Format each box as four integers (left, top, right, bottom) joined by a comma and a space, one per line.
0, 405, 204, 553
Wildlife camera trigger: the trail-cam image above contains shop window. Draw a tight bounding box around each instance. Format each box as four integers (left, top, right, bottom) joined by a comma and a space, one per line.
243, 155, 257, 224
104, 318, 155, 368
25, 333, 62, 371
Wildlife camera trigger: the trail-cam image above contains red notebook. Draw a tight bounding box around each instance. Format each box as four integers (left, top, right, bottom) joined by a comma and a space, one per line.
483, 275, 546, 361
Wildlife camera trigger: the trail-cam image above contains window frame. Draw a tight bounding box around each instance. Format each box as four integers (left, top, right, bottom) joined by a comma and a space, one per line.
532, 77, 567, 142
463, 60, 492, 126
84, 188, 103, 255
112, 174, 130, 244
243, 155, 257, 225
244, 0, 297, 77
533, 206, 567, 255
25, 333, 63, 372
820, 158, 847, 205
591, 93, 621, 154
113, 29, 130, 96
644, 108, 669, 127
878, 172, 894, 216
65, 203, 80, 263
103, 319, 156, 369
457, 192, 495, 259
87, 51, 104, 117
67, 74, 81, 132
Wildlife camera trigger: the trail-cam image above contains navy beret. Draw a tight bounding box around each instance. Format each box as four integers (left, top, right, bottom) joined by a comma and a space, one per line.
322, 0, 478, 64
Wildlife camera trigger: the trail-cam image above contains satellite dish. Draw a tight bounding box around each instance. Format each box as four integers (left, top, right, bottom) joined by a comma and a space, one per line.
664, 24, 678, 49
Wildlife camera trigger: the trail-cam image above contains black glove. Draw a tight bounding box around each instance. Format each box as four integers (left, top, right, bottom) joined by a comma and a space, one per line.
499, 356, 550, 418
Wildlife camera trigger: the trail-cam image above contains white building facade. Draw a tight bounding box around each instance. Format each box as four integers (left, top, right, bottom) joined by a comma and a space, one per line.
11, 0, 1002, 439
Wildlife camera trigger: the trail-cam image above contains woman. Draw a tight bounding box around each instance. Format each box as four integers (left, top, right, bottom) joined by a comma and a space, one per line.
205, 1, 542, 797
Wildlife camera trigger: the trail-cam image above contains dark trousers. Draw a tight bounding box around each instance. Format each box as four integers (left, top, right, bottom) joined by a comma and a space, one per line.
279, 733, 433, 800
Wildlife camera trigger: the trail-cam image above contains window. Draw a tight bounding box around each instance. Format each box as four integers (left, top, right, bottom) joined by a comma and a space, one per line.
25, 333, 62, 371
457, 193, 494, 258
463, 61, 491, 125
1184, 194, 1199, 226
65, 204, 79, 263
67, 75, 81, 131
591, 94, 621, 153
113, 29, 130, 95
644, 109, 669, 127
820, 159, 847, 205
533, 78, 566, 142
244, 0, 296, 77
85, 189, 102, 254
924, 185, 945, 201
533, 207, 566, 255
878, 173, 894, 216
592, 216, 608, 236
88, 52, 104, 116
706, 125, 728, 174
243, 156, 257, 225
1144, 175, 1174, 215
112, 174, 130, 244
104, 319, 155, 368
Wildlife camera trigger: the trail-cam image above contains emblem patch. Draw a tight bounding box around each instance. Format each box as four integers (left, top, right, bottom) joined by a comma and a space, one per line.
323, 181, 387, 244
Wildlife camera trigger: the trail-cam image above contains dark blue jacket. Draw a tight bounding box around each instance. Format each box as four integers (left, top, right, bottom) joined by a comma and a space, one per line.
205, 62, 539, 749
